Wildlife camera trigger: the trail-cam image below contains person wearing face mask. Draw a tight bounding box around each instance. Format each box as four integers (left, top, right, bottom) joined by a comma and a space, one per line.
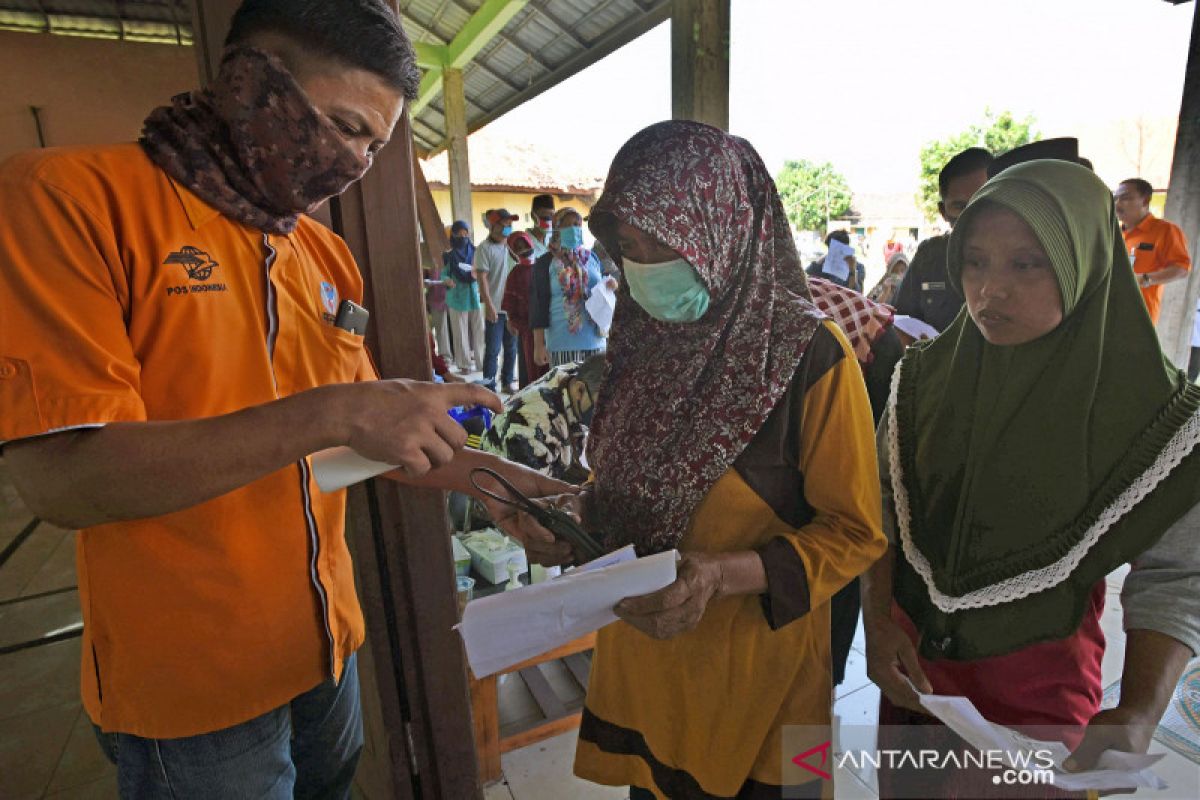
0, 1, 575, 795
475, 208, 520, 392
501, 231, 547, 387
442, 219, 486, 372
529, 207, 614, 368
517, 122, 886, 799
863, 161, 1200, 795
525, 193, 556, 258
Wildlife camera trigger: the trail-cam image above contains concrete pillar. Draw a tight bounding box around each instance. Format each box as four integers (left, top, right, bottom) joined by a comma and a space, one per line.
1154, 1, 1200, 368
443, 67, 473, 229
670, 0, 730, 130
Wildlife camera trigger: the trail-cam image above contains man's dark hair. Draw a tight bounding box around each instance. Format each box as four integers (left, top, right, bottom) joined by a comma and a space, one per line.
825, 230, 850, 247
938, 147, 994, 197
1120, 178, 1154, 201
227, 0, 421, 99
531, 194, 555, 213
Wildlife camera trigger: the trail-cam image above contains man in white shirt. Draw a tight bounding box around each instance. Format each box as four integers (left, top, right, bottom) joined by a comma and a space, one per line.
476, 208, 518, 391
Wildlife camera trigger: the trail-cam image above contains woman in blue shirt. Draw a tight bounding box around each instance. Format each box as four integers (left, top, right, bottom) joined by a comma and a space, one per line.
530, 207, 614, 367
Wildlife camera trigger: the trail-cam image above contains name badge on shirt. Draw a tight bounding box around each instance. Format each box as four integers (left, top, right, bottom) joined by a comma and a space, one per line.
921, 282, 946, 291
1137, 242, 1155, 252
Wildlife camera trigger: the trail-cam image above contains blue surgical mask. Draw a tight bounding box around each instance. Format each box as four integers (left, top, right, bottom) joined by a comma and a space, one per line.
622, 257, 710, 323
559, 226, 584, 250
501, 225, 513, 237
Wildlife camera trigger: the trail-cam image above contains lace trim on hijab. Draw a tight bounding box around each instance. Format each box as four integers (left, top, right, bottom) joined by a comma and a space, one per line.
886, 362, 1200, 612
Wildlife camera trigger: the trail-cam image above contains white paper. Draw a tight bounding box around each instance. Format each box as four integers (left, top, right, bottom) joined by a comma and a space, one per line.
310, 446, 395, 492
892, 314, 940, 341
456, 549, 678, 678
822, 239, 854, 282
909, 680, 1167, 792
585, 281, 617, 334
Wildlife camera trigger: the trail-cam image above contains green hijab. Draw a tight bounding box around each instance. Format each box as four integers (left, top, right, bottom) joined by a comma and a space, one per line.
890, 159, 1200, 660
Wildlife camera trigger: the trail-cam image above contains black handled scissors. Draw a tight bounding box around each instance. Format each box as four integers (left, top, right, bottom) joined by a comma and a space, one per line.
469, 468, 605, 563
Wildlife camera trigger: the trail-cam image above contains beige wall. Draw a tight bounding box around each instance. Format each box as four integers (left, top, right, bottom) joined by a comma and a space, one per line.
0, 31, 196, 163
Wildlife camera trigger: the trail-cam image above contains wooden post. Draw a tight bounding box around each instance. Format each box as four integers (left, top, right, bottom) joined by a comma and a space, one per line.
1154, 1, 1200, 367
190, 0, 240, 84
332, 101, 483, 799
444, 67, 474, 228
413, 151, 450, 269
671, 0, 730, 131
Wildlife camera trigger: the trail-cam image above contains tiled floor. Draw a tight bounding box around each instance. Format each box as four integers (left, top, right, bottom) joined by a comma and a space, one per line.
2, 453, 1197, 799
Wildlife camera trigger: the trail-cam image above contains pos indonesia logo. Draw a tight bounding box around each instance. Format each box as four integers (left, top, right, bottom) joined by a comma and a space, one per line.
163, 246, 228, 295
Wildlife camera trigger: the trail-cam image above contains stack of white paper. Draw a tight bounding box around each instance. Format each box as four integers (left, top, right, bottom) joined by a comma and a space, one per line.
457, 547, 678, 678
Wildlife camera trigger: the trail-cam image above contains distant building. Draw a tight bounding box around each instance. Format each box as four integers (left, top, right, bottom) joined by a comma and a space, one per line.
419, 129, 605, 237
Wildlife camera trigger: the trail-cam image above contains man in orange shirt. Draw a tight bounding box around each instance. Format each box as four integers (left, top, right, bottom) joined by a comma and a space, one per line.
0, 1, 568, 796
1115, 177, 1192, 323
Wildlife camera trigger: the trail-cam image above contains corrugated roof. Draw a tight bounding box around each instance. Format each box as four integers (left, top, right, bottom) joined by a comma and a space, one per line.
402, 0, 670, 154
0, 0, 669, 152
0, 1, 191, 44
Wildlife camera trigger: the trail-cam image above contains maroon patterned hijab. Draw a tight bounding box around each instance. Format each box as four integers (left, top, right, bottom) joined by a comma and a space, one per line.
141, 46, 369, 235
586, 121, 825, 554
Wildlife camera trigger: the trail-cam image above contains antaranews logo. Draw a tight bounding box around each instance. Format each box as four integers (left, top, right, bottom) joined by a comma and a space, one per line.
163, 246, 228, 295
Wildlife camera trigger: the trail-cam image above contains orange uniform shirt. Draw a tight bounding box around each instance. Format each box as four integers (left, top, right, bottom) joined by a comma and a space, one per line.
1123, 213, 1192, 323
0, 143, 375, 738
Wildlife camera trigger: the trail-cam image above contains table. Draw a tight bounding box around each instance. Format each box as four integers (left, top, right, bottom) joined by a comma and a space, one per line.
469, 631, 596, 783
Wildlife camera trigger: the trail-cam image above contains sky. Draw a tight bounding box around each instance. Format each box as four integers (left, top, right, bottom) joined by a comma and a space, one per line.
476, 0, 1193, 195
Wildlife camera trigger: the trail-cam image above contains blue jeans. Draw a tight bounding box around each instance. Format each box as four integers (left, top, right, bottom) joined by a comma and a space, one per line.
94, 653, 363, 799
482, 311, 517, 387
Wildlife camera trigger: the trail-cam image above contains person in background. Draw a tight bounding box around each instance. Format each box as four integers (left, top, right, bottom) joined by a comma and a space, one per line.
868, 250, 910, 305
425, 237, 452, 362
891, 147, 992, 332
520, 121, 886, 799
530, 207, 612, 368
805, 229, 865, 291
475, 208, 519, 391
526, 193, 555, 258
443, 219, 485, 372
1115, 177, 1191, 323
864, 160, 1200, 795
502, 231, 547, 388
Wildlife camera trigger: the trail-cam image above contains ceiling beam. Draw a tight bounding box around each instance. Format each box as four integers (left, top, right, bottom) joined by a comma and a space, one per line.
413, 41, 448, 68
447, 0, 529, 68
411, 0, 530, 115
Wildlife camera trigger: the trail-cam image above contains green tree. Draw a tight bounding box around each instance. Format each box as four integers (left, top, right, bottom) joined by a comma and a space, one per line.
917, 109, 1038, 222
776, 159, 853, 234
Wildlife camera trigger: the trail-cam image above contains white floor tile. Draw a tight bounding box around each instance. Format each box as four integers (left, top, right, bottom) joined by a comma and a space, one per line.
838, 646, 871, 700
483, 779, 516, 800
834, 768, 879, 799
502, 729, 627, 800
1143, 746, 1200, 799
834, 683, 881, 729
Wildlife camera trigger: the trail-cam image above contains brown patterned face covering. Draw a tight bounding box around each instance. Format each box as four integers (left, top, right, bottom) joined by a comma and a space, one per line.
141, 45, 370, 235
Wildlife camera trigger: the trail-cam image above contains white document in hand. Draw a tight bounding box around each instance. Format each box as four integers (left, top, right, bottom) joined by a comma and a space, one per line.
911, 682, 1166, 793
822, 239, 854, 282
457, 548, 678, 678
585, 281, 617, 334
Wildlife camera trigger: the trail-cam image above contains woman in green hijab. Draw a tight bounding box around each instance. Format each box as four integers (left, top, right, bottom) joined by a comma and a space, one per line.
863, 159, 1200, 791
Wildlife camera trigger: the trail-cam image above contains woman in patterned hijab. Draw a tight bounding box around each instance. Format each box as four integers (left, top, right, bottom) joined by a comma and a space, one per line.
562, 120, 887, 798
